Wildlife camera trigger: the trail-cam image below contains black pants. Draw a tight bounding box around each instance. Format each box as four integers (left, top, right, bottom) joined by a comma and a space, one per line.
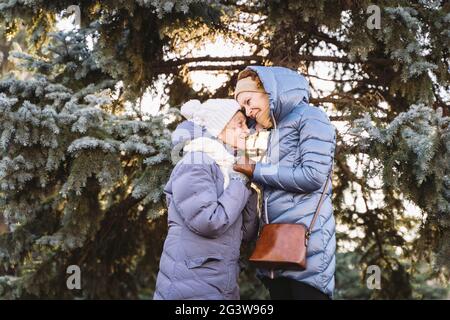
262, 277, 330, 300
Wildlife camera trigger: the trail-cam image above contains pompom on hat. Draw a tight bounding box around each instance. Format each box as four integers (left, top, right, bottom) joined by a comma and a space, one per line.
180, 99, 241, 137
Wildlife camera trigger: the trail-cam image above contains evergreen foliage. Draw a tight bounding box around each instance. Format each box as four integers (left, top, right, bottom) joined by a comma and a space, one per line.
0, 0, 448, 299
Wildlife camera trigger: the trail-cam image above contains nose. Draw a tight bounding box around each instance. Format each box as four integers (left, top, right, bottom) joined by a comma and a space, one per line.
243, 105, 252, 117
248, 108, 258, 118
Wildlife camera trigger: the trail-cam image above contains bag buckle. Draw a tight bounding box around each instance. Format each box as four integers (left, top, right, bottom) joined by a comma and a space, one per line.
305, 230, 311, 247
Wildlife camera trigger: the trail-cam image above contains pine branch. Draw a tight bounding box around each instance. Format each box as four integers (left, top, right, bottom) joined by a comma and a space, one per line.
158, 55, 264, 67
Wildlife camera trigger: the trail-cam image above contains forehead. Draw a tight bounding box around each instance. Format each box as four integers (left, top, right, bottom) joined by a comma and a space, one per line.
231, 111, 246, 122
236, 91, 255, 104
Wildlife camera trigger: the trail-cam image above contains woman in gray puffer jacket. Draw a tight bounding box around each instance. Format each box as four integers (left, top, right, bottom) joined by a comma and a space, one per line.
153, 99, 259, 300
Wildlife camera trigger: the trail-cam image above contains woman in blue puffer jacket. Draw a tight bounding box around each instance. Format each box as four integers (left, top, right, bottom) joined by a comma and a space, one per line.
233, 66, 337, 300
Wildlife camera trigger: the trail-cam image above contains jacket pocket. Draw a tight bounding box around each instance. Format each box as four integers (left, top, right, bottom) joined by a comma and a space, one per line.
185, 254, 229, 294
185, 254, 224, 269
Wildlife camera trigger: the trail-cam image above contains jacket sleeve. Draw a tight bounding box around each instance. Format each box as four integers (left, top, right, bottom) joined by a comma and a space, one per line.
241, 188, 259, 243
253, 107, 336, 193
171, 163, 251, 239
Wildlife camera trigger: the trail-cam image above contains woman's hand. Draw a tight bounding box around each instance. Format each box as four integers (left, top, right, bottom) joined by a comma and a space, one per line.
233, 156, 256, 178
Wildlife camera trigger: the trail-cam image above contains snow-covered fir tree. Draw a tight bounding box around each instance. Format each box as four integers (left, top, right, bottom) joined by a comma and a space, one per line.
0, 26, 178, 298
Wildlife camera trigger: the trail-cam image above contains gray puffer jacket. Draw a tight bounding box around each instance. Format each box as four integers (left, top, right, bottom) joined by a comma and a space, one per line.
153, 121, 259, 300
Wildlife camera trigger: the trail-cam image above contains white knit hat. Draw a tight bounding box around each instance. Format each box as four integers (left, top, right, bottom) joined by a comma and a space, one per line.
180, 99, 241, 137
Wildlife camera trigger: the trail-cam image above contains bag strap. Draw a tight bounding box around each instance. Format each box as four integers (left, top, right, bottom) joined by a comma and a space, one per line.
305, 164, 334, 242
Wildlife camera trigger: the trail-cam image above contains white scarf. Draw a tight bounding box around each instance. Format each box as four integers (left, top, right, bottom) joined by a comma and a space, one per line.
183, 137, 236, 189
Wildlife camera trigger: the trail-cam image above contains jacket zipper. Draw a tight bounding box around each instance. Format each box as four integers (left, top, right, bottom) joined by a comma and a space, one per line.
264, 193, 274, 279
267, 111, 277, 280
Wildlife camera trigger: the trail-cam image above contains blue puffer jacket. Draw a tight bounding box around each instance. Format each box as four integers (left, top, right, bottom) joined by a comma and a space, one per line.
247, 66, 337, 298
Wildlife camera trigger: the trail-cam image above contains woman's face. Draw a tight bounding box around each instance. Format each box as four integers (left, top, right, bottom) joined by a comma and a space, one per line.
236, 91, 271, 128
218, 111, 249, 150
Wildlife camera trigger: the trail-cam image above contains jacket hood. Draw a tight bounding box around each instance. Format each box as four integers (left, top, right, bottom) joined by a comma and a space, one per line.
171, 120, 236, 156
171, 120, 211, 148
246, 66, 310, 123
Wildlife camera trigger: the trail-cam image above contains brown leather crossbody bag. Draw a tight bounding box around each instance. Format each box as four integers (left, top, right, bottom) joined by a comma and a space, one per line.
249, 166, 333, 271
